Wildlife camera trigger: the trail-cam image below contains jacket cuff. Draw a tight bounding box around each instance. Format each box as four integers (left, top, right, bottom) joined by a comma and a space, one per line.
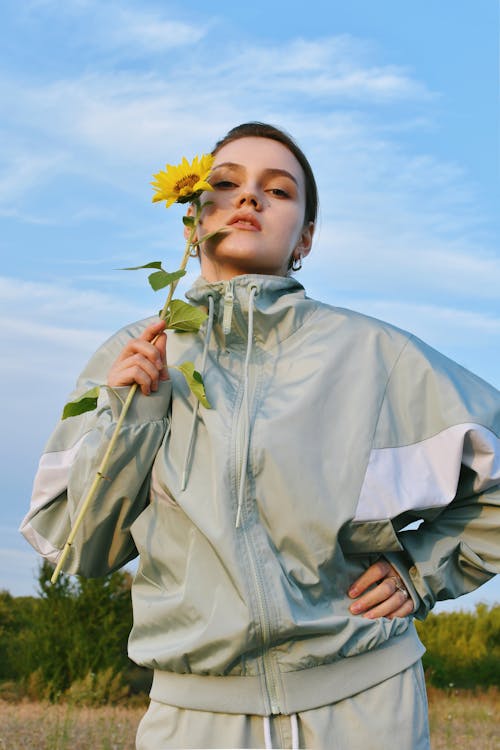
384, 552, 425, 619
100, 382, 172, 423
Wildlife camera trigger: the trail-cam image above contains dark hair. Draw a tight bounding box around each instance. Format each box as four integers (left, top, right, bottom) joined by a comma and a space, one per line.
212, 122, 319, 226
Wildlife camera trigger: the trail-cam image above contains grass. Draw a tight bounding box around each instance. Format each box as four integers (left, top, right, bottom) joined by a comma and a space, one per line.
0, 688, 498, 749
0, 701, 145, 750
426, 686, 499, 750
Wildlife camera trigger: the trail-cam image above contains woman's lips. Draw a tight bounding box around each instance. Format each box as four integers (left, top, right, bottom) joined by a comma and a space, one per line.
228, 212, 261, 231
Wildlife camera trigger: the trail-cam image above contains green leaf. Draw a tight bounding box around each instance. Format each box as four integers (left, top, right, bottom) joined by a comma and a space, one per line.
174, 362, 211, 409
62, 386, 100, 420
164, 299, 207, 332
182, 215, 195, 227
148, 268, 186, 291
120, 261, 163, 271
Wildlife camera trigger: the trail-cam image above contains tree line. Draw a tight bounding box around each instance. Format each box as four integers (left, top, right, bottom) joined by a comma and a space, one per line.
0, 563, 498, 703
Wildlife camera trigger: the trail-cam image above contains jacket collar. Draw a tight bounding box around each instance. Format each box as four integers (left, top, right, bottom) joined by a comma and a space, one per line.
185, 274, 316, 350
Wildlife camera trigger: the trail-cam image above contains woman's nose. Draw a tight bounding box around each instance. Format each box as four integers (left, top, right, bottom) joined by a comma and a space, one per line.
237, 191, 262, 209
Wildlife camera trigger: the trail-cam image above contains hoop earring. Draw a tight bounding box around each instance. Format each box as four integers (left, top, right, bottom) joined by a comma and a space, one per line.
291, 254, 303, 272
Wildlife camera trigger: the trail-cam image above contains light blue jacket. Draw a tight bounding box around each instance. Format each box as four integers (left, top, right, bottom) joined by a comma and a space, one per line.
21, 275, 500, 714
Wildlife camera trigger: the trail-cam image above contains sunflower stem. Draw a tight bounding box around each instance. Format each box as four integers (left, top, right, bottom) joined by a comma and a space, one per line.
51, 202, 204, 584
51, 382, 139, 583
159, 200, 200, 320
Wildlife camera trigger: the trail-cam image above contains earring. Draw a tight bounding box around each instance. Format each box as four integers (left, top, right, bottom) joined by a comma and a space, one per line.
291, 254, 303, 272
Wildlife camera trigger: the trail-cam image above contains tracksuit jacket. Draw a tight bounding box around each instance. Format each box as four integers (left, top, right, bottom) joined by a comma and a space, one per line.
20, 274, 500, 716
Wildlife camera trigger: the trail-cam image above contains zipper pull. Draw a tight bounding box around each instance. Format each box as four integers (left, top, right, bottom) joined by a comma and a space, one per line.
222, 281, 234, 334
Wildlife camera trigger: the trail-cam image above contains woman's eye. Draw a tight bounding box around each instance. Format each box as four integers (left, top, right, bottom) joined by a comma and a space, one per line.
212, 180, 237, 189
269, 187, 290, 198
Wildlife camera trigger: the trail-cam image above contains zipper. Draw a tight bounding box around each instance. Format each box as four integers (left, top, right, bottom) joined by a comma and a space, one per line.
243, 530, 282, 713
233, 356, 282, 714
222, 280, 234, 334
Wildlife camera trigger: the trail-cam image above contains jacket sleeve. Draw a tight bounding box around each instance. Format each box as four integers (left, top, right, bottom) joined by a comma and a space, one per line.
363, 335, 500, 619
19, 318, 172, 577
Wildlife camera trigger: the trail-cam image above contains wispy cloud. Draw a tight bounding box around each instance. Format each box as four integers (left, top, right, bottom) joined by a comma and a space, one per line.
25, 0, 208, 53
0, 276, 149, 328
0, 150, 68, 204
106, 7, 208, 52
309, 218, 500, 303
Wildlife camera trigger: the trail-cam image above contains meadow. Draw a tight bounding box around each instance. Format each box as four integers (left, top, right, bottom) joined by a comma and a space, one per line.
0, 687, 498, 750
1, 571, 498, 748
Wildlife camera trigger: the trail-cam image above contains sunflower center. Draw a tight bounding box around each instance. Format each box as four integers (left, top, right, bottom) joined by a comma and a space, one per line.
175, 174, 199, 192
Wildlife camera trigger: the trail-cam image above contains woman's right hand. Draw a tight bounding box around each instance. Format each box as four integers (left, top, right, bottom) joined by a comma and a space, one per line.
107, 320, 168, 396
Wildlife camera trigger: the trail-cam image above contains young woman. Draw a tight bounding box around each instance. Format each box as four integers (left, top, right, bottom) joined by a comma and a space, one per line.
21, 123, 500, 749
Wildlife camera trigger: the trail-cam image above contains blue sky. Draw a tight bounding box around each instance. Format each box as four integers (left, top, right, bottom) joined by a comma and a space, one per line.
1, 0, 499, 611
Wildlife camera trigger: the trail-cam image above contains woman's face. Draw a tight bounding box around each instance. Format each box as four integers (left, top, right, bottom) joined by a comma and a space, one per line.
195, 137, 314, 281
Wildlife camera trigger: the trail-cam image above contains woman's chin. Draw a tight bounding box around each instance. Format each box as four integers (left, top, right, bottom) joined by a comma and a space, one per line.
201, 249, 286, 279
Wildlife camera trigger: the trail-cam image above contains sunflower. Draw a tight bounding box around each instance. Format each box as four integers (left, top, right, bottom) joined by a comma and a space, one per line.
152, 153, 215, 208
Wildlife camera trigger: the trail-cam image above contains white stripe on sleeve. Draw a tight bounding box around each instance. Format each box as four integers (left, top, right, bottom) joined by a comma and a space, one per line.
355, 423, 500, 521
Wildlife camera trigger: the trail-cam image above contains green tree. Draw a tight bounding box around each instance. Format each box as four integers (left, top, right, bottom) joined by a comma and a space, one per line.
11, 561, 134, 698
416, 604, 500, 687
0, 590, 39, 682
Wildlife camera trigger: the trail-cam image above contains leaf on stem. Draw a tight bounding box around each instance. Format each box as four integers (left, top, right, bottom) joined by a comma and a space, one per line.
164, 299, 207, 331
182, 215, 195, 227
62, 386, 100, 420
120, 261, 163, 271
148, 268, 186, 291
174, 362, 211, 409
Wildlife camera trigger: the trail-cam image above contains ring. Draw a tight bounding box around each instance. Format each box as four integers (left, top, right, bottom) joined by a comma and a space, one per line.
389, 575, 409, 598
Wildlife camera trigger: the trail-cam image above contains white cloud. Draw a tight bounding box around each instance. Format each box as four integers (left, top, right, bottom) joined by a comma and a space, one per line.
107, 7, 208, 51
338, 298, 500, 338
0, 150, 68, 205
0, 276, 144, 324
25, 0, 208, 53
0, 32, 434, 161
308, 218, 500, 302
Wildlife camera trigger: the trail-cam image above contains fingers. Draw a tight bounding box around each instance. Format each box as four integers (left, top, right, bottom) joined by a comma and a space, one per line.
348, 562, 414, 620
350, 582, 414, 620
348, 559, 392, 598
107, 320, 168, 395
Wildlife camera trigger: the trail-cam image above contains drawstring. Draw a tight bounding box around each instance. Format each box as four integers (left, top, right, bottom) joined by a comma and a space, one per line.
179, 283, 258, 523
291, 713, 299, 749
262, 714, 300, 749
235, 284, 257, 528
180, 295, 215, 491
263, 716, 272, 749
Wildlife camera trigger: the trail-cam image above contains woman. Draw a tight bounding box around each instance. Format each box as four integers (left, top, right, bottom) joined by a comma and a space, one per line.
21, 123, 500, 749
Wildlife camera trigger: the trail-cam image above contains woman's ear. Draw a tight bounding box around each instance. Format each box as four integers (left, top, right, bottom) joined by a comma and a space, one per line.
296, 221, 314, 258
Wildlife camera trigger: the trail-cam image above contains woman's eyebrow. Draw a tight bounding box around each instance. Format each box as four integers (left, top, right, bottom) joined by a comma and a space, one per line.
263, 168, 299, 186
211, 162, 244, 173
211, 162, 299, 186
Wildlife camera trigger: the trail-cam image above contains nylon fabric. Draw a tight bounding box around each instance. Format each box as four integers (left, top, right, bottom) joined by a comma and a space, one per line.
135, 662, 430, 749
236, 284, 257, 528
180, 294, 215, 491
20, 274, 500, 718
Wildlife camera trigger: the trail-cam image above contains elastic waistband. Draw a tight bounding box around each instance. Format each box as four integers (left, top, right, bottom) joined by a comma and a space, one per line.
150, 625, 425, 716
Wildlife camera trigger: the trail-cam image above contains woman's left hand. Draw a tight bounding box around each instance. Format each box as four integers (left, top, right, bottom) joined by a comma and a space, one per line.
347, 559, 415, 619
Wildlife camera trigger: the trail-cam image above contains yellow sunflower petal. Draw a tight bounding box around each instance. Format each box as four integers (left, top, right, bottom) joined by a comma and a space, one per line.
151, 153, 215, 207
193, 179, 214, 193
